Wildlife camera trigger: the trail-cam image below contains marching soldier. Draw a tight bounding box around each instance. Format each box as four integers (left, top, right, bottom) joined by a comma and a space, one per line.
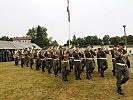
73, 46, 82, 80
13, 50, 19, 66
29, 47, 35, 69
114, 41, 130, 95
80, 48, 86, 72
68, 46, 74, 72
21, 49, 26, 67
61, 47, 70, 81
53, 47, 60, 77
44, 48, 53, 74
97, 44, 109, 77
97, 48, 101, 73
36, 50, 41, 71
111, 45, 117, 76
40, 49, 46, 72
89, 45, 96, 73
24, 48, 29, 67
57, 46, 62, 73
84, 46, 95, 79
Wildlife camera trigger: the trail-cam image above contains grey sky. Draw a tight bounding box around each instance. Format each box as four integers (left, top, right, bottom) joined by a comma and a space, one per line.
0, 0, 133, 45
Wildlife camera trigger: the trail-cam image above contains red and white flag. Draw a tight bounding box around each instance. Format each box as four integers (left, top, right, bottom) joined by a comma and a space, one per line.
67, 0, 70, 22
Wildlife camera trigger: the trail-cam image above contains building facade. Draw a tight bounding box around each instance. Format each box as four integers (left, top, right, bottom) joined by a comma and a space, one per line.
13, 36, 31, 43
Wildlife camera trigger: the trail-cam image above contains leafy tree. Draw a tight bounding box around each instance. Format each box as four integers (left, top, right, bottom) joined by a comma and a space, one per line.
0, 36, 12, 41
103, 35, 110, 45
27, 25, 58, 47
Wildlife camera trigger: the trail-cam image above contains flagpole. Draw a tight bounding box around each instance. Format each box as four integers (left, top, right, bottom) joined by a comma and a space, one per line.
67, 0, 70, 47
123, 25, 127, 51
68, 21, 70, 47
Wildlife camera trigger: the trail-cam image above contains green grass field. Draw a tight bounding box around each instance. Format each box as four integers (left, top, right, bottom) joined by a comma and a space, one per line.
0, 55, 133, 100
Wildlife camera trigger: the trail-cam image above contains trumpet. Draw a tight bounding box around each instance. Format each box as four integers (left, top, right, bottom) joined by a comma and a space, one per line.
115, 50, 127, 64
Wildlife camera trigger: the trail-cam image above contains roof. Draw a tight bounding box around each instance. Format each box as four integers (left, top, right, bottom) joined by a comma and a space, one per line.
13, 36, 31, 40
0, 41, 41, 49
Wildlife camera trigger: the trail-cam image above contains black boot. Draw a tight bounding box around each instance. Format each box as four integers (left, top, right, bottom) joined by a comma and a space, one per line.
76, 75, 79, 80
86, 75, 90, 80
89, 72, 92, 78
78, 75, 82, 80
117, 87, 124, 95
64, 75, 68, 81
101, 73, 104, 77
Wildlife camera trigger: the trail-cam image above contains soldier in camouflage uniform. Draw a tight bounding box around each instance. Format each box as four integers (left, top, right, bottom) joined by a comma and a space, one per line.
13, 50, 19, 66
68, 46, 74, 72
114, 41, 130, 95
84, 46, 95, 79
97, 48, 101, 73
21, 49, 26, 67
53, 47, 60, 77
111, 45, 117, 76
97, 44, 109, 77
73, 46, 82, 80
24, 48, 29, 67
44, 48, 53, 74
29, 48, 35, 69
61, 47, 70, 81
40, 49, 46, 72
36, 50, 41, 71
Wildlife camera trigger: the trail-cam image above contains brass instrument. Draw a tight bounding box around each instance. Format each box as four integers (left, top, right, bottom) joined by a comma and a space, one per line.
115, 50, 127, 64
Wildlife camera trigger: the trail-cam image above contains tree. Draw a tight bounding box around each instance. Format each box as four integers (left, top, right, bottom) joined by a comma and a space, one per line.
110, 36, 121, 45
103, 35, 110, 45
127, 35, 133, 45
27, 25, 58, 47
71, 35, 78, 45
0, 36, 12, 41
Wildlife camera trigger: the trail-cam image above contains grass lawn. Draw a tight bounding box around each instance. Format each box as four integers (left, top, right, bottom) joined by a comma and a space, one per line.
0, 55, 133, 100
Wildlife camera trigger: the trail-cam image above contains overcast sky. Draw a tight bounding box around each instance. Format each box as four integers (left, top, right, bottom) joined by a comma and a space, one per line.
0, 0, 133, 45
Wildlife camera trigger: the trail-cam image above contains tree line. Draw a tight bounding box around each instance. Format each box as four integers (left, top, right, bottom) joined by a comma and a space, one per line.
0, 25, 133, 47
65, 34, 133, 46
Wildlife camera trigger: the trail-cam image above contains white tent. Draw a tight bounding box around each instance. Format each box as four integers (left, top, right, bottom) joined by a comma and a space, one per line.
0, 41, 41, 49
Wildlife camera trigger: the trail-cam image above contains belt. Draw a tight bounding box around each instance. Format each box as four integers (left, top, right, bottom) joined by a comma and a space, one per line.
97, 58, 107, 59
86, 58, 94, 60
70, 57, 74, 59
62, 60, 69, 63
54, 59, 59, 60
116, 63, 127, 66
46, 58, 52, 59
41, 59, 45, 60
81, 58, 85, 60
74, 60, 81, 62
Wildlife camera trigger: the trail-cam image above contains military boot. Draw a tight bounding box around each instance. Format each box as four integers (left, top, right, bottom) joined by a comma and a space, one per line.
117, 87, 124, 95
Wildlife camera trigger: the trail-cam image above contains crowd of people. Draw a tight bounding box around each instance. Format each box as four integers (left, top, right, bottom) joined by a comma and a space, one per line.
0, 50, 14, 62
1, 41, 131, 95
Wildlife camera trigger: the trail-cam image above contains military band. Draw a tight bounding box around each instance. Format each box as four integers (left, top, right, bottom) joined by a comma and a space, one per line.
8, 41, 132, 95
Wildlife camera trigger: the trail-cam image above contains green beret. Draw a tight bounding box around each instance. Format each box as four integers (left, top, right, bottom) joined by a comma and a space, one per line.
119, 41, 126, 46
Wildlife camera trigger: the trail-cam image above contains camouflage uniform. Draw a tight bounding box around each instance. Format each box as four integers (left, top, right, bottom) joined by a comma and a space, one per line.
73, 49, 82, 80
97, 47, 109, 77
114, 48, 129, 95
21, 50, 25, 67
29, 49, 35, 69
61, 49, 70, 81
84, 49, 95, 79
53, 49, 60, 77
24, 50, 29, 67
44, 50, 53, 74
111, 48, 117, 76
40, 50, 46, 72
13, 50, 19, 66
36, 50, 41, 71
